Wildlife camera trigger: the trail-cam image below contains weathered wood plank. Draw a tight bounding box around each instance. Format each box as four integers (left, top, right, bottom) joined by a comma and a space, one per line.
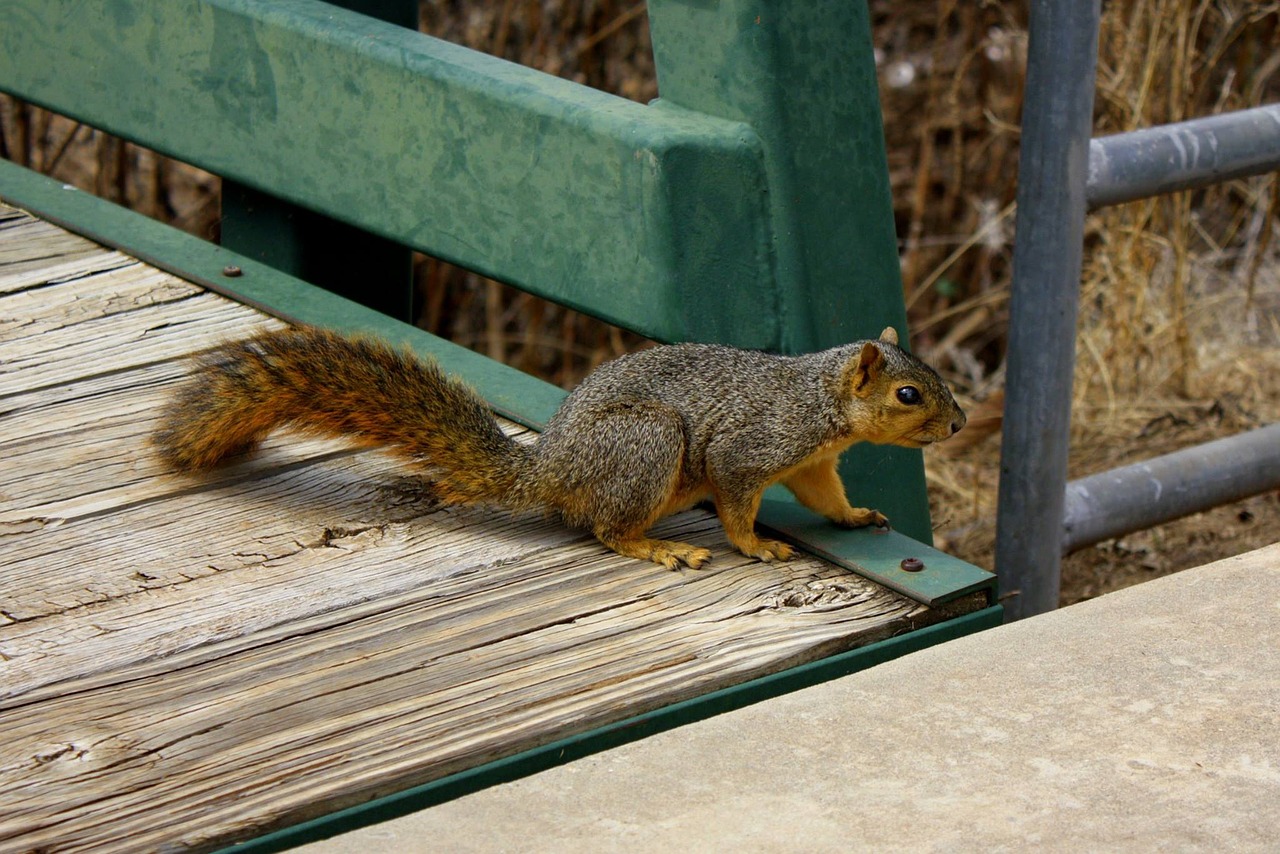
0, 535, 946, 853
1, 262, 197, 344
0, 358, 334, 513
0, 246, 136, 295
0, 209, 112, 287
0, 290, 280, 396
0, 208, 982, 853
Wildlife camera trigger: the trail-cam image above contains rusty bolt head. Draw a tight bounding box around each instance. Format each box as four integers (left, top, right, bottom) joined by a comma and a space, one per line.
900, 557, 925, 572
222, 265, 243, 277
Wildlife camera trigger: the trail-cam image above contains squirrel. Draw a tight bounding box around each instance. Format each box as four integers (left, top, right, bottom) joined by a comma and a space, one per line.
154, 326, 966, 569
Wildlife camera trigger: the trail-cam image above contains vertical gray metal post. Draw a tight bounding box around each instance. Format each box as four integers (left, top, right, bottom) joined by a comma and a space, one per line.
994, 0, 1101, 621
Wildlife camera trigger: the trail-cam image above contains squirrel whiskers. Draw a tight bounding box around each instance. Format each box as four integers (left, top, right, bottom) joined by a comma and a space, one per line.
155, 326, 965, 569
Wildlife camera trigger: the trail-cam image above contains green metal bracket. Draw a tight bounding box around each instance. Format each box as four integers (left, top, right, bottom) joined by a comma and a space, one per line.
0, 159, 565, 428
758, 498, 995, 606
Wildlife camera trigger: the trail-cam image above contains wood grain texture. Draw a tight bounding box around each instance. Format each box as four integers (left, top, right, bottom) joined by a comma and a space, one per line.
0, 212, 118, 289
0, 205, 980, 852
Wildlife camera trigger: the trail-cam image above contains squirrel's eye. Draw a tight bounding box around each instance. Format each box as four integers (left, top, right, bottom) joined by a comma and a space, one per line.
896, 386, 922, 405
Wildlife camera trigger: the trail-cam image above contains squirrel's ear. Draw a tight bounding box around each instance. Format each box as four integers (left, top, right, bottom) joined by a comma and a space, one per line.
849, 341, 885, 396
878, 326, 899, 346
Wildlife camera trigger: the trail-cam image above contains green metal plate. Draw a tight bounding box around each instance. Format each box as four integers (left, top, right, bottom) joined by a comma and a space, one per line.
757, 497, 996, 606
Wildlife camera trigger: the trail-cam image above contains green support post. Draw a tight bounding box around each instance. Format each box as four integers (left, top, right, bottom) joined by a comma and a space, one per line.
648, 0, 933, 543
220, 0, 418, 323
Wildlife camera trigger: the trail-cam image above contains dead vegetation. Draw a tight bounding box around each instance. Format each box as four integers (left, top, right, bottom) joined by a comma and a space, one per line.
913, 0, 1280, 600
1, 0, 1277, 604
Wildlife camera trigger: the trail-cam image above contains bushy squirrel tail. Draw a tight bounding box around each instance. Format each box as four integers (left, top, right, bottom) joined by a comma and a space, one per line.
154, 327, 535, 507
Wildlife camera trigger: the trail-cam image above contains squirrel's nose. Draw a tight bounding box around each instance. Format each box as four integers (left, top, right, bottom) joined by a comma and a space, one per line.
950, 418, 964, 435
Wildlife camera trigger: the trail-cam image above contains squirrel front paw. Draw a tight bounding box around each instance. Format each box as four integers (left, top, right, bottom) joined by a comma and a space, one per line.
834, 508, 889, 529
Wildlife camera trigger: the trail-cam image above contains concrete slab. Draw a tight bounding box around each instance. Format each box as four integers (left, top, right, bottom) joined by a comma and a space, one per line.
298, 544, 1280, 853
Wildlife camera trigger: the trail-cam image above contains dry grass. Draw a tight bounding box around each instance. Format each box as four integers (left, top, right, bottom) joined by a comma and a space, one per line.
2, 0, 1277, 603
917, 0, 1280, 597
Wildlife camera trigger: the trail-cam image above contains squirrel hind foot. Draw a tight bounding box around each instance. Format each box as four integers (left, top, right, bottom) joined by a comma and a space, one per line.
598, 534, 713, 570
732, 537, 795, 563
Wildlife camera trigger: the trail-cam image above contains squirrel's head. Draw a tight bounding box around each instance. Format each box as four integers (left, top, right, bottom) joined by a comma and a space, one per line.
838, 327, 966, 448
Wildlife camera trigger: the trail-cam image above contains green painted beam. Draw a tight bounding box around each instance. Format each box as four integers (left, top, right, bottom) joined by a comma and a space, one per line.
757, 499, 995, 606
0, 0, 777, 347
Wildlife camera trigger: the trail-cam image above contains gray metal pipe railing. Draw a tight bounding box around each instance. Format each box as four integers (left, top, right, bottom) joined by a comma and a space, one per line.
1061, 424, 1280, 555
994, 0, 1101, 621
1088, 105, 1280, 210
996, 0, 1280, 620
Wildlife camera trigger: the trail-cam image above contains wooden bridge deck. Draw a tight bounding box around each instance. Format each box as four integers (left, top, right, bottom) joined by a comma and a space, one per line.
0, 203, 985, 852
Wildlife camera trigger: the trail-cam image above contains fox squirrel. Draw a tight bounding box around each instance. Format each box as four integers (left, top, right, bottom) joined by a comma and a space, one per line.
155, 326, 965, 569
